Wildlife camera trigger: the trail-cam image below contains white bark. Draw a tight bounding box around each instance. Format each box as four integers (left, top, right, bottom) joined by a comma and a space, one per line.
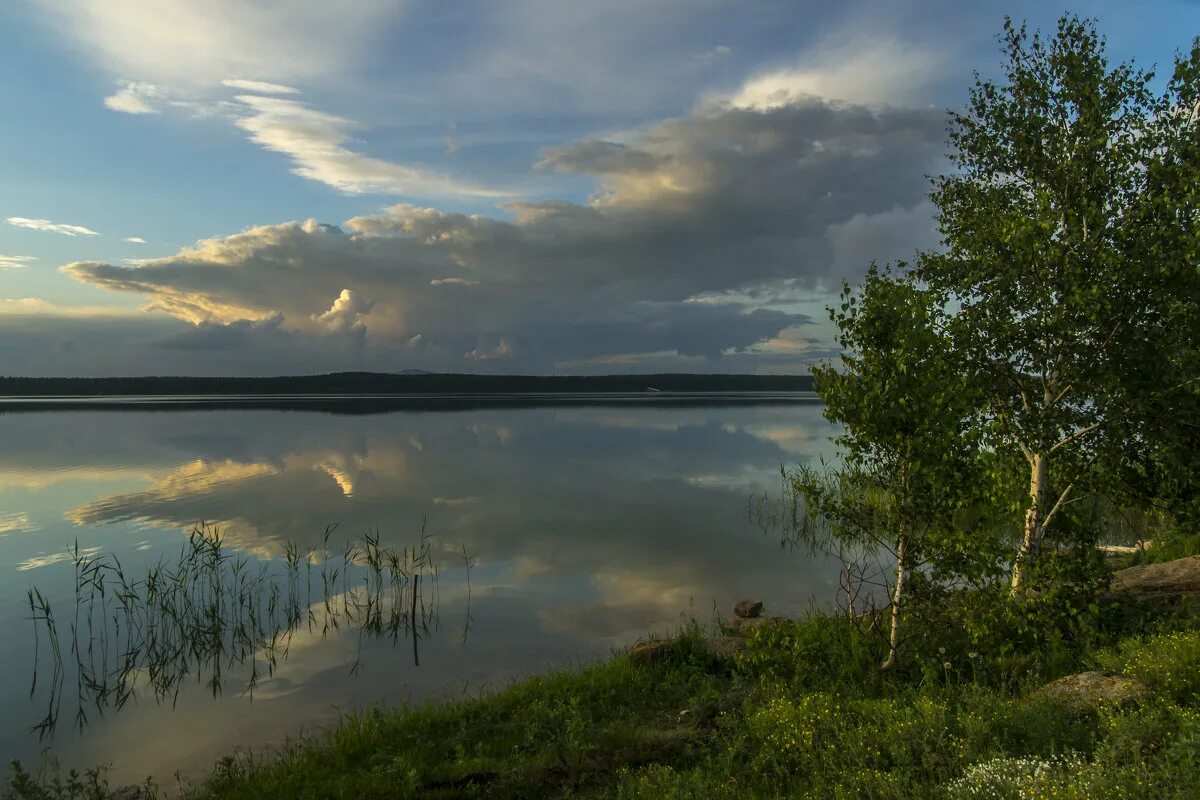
1011, 451, 1048, 592
880, 527, 908, 671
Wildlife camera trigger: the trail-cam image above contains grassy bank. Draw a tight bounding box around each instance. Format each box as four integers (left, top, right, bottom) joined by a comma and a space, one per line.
11, 579, 1199, 800
184, 604, 1200, 799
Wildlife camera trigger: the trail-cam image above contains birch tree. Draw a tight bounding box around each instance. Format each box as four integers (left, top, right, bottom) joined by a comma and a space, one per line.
795, 266, 991, 670
918, 16, 1200, 592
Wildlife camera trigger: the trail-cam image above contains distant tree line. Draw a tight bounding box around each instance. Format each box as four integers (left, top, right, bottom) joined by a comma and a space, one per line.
0, 372, 815, 396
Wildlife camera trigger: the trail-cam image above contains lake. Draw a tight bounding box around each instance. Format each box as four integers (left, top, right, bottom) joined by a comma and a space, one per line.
0, 396, 836, 785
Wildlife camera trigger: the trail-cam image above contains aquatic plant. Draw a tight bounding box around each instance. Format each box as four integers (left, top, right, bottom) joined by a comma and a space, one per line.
26, 523, 448, 740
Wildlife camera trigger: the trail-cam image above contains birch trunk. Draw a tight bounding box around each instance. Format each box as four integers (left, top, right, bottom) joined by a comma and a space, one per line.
879, 526, 908, 671
1010, 451, 1048, 593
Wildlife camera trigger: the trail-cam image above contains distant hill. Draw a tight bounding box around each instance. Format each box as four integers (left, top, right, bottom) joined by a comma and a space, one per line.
0, 371, 814, 396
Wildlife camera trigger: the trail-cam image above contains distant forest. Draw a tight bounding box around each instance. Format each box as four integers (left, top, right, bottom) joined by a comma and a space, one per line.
0, 372, 814, 396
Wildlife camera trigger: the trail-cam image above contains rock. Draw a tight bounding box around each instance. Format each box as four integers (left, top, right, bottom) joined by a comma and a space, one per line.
1111, 555, 1200, 599
703, 635, 746, 661
630, 633, 749, 666
726, 615, 788, 634
727, 616, 769, 632
108, 787, 145, 800
628, 639, 673, 664
1032, 671, 1148, 715
733, 600, 764, 618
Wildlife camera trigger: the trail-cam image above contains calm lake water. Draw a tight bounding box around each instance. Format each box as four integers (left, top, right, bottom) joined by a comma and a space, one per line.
0, 397, 835, 784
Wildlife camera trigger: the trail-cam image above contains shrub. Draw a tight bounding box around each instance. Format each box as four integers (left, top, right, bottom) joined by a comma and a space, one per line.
735, 613, 885, 691
944, 752, 1088, 800
1093, 630, 1200, 705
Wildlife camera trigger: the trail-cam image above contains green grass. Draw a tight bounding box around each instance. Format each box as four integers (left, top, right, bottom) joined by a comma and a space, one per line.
170, 626, 734, 800
9, 592, 1200, 799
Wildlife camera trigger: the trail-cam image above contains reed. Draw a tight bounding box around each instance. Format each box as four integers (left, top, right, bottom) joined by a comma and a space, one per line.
26, 523, 445, 741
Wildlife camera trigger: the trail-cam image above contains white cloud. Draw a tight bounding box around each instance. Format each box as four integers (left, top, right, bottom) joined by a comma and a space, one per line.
123, 236, 147, 243
0, 512, 35, 535
723, 35, 943, 109
6, 217, 100, 236
221, 78, 300, 94
231, 94, 510, 198
104, 80, 160, 114
313, 288, 373, 334
0, 254, 36, 269
430, 277, 479, 287
39, 1, 398, 87
18, 546, 102, 572
466, 337, 515, 361
695, 44, 732, 66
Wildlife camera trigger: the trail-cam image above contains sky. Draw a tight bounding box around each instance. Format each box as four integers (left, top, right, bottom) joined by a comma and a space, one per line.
0, 0, 1196, 376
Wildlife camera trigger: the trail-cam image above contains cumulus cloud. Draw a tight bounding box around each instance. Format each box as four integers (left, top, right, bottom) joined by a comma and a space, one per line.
313, 288, 373, 334
7, 217, 100, 236
467, 337, 514, 361
724, 35, 944, 108
104, 80, 160, 114
123, 236, 147, 244
221, 78, 300, 94
230, 94, 510, 197
0, 254, 36, 269
61, 92, 943, 373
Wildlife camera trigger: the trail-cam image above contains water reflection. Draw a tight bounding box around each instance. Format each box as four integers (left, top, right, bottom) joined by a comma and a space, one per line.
0, 402, 835, 782
28, 527, 443, 741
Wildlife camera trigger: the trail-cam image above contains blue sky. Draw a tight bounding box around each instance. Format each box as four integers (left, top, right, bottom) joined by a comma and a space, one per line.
1, 0, 1197, 375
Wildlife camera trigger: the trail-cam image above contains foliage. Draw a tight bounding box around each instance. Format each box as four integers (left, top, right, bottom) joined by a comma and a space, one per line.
917, 15, 1200, 591
3, 762, 155, 800
4, 764, 111, 800
793, 265, 1001, 668
944, 752, 1088, 800
1093, 631, 1200, 705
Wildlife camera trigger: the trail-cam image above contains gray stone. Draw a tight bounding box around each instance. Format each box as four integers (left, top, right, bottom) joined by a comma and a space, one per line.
108, 787, 145, 800
733, 600, 764, 618
703, 635, 746, 661
1032, 671, 1148, 715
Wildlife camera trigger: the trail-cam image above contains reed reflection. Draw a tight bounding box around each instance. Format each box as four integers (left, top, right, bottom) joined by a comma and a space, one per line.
28, 525, 449, 741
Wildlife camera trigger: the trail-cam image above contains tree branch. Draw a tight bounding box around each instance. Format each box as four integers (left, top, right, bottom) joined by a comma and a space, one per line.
1048, 422, 1102, 455
1042, 483, 1074, 531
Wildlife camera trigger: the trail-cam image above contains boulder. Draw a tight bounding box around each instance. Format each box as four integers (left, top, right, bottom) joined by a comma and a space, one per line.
726, 615, 788, 634
630, 635, 746, 665
733, 600, 764, 619
628, 639, 673, 664
703, 635, 746, 661
108, 788, 145, 800
1111, 555, 1200, 599
1032, 671, 1148, 715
